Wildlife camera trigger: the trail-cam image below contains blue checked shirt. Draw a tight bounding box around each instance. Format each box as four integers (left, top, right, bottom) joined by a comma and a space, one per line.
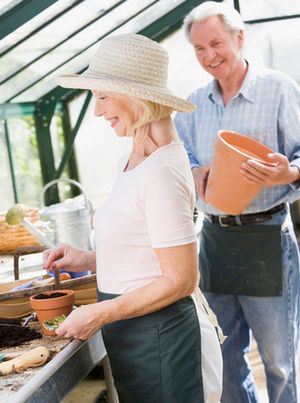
174, 64, 300, 215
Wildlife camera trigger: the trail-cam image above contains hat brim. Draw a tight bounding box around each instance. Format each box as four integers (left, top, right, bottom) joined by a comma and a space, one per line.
56, 73, 196, 113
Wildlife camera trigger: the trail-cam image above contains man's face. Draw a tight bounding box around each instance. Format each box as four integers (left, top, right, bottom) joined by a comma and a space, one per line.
189, 16, 244, 82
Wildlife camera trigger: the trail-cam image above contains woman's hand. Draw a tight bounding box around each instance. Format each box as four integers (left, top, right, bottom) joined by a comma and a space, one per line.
55, 301, 115, 340
43, 243, 96, 274
240, 153, 300, 186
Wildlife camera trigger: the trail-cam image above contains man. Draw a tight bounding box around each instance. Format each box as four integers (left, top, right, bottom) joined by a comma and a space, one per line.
174, 2, 300, 402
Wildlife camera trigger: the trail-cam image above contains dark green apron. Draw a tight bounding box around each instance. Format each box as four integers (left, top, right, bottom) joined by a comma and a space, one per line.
97, 291, 204, 403
199, 220, 283, 296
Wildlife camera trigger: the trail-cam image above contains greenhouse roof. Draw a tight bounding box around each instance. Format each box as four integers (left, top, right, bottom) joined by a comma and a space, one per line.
1, 0, 299, 207
0, 0, 299, 108
0, 0, 211, 106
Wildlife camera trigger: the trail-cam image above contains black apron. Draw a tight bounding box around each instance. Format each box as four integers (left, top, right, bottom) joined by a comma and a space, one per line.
199, 220, 283, 297
97, 291, 204, 403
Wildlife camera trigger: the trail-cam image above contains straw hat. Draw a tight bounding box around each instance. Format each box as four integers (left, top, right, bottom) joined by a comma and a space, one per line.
56, 34, 196, 113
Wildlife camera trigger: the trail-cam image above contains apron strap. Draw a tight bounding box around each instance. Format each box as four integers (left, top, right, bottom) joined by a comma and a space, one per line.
192, 287, 227, 344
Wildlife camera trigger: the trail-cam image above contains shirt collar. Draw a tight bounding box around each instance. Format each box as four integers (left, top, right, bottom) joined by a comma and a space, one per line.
239, 62, 256, 102
208, 61, 256, 104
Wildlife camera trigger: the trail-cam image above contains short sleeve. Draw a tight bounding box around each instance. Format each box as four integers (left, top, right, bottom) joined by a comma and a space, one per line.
143, 165, 196, 248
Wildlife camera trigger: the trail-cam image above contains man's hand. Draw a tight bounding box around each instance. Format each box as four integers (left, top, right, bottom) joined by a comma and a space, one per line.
192, 166, 210, 200
240, 153, 300, 186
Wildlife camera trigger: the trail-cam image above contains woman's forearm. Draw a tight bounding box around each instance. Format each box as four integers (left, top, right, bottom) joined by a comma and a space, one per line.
55, 244, 198, 340
105, 243, 198, 323
107, 274, 196, 324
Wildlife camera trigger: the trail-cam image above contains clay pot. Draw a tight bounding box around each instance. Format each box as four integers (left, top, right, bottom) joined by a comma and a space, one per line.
205, 130, 276, 215
30, 290, 75, 336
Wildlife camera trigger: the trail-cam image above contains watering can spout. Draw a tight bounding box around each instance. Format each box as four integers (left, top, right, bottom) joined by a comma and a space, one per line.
5, 179, 94, 279
5, 204, 54, 248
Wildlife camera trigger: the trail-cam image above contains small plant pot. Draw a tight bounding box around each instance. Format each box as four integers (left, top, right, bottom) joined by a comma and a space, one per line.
205, 130, 276, 215
30, 290, 75, 336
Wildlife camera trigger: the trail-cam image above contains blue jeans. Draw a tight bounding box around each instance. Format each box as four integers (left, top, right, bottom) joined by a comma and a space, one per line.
203, 206, 300, 403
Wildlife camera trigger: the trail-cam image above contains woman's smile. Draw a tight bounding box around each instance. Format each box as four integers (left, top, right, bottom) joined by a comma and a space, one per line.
106, 116, 119, 128
93, 90, 141, 136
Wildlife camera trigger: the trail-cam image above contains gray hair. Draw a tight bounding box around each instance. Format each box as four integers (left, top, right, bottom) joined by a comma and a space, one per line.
184, 1, 244, 40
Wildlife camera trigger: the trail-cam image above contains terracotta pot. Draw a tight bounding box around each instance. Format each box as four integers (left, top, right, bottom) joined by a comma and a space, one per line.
205, 130, 276, 215
30, 290, 75, 336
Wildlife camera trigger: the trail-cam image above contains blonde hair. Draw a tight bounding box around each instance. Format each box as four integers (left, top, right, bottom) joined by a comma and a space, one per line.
184, 1, 244, 40
131, 98, 174, 130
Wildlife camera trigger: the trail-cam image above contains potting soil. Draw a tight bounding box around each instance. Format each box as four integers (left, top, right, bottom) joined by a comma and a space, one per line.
0, 318, 42, 348
32, 292, 67, 299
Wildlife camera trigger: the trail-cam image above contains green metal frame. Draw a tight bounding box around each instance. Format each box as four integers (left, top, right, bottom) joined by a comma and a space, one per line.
0, 0, 59, 40
233, 0, 240, 13
54, 91, 92, 181
33, 87, 84, 204
59, 101, 80, 186
3, 119, 18, 202
34, 96, 59, 204
245, 14, 300, 24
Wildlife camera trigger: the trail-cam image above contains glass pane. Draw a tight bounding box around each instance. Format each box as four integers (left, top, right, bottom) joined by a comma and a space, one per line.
113, 0, 184, 35
0, 0, 79, 53
7, 116, 43, 207
0, 121, 15, 211
0, 0, 122, 82
239, 0, 300, 21
0, 0, 22, 15
1, 0, 157, 103
11, 0, 185, 103
245, 18, 300, 83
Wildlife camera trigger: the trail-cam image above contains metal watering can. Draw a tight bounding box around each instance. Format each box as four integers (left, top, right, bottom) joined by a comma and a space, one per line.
40, 178, 94, 278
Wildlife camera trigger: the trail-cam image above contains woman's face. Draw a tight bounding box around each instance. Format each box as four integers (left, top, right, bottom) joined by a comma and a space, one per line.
92, 90, 142, 137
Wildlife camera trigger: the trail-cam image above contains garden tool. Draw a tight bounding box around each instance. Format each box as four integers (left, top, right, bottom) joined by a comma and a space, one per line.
0, 346, 49, 375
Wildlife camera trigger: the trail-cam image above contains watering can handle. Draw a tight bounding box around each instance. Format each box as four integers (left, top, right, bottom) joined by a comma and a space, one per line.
41, 178, 92, 213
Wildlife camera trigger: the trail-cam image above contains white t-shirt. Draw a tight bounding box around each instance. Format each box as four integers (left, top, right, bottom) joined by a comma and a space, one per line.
94, 142, 196, 294
94, 142, 223, 402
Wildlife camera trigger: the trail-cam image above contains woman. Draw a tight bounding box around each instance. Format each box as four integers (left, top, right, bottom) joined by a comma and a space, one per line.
44, 34, 222, 403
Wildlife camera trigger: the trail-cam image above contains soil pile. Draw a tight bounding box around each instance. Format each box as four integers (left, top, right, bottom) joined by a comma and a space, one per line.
0, 318, 42, 348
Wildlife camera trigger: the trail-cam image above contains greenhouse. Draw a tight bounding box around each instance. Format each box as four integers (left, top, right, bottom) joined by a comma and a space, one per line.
0, 1, 300, 402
